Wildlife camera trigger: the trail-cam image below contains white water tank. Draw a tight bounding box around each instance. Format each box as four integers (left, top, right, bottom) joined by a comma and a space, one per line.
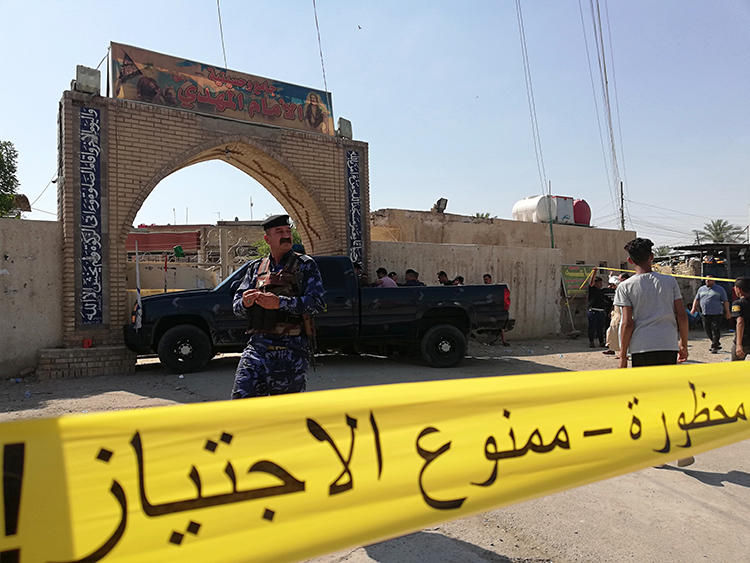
512, 195, 557, 223
554, 195, 574, 224
512, 195, 576, 223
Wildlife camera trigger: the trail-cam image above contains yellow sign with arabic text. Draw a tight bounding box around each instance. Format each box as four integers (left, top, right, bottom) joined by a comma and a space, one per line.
1, 363, 749, 562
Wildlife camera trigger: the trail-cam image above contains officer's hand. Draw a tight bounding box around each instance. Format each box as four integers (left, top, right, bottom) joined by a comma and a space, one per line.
255, 292, 280, 310
242, 289, 260, 308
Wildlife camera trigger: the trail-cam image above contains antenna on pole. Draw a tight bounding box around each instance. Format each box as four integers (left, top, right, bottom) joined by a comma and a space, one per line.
173, 208, 176, 225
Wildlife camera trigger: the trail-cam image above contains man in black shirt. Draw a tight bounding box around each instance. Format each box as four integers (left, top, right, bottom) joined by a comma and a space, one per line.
587, 268, 608, 348
437, 271, 452, 286
731, 277, 750, 361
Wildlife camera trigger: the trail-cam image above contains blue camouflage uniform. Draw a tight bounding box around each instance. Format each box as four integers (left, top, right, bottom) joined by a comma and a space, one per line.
231, 251, 326, 398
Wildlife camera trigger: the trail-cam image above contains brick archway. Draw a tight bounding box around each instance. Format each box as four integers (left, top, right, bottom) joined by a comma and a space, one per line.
120, 135, 338, 256
54, 90, 369, 375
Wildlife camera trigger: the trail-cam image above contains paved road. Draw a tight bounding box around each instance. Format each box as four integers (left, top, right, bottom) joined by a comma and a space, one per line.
2, 334, 748, 562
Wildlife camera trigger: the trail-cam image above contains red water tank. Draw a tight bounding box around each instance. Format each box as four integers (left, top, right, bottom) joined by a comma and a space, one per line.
573, 199, 591, 226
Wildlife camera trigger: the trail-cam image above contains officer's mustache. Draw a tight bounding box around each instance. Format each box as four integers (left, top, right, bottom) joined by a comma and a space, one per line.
280, 237, 292, 244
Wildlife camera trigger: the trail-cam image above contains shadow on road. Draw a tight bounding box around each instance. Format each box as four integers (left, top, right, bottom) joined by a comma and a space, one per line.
307, 353, 570, 391
362, 531, 543, 563
1, 353, 571, 416
655, 464, 750, 488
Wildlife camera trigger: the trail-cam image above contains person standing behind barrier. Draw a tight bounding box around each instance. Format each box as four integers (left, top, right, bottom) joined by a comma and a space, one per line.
404, 269, 426, 286
730, 277, 750, 361
616, 238, 688, 368
587, 268, 607, 348
437, 271, 452, 285
603, 273, 629, 356
615, 238, 692, 466
691, 275, 730, 353
374, 267, 398, 287
483, 273, 510, 346
231, 215, 326, 398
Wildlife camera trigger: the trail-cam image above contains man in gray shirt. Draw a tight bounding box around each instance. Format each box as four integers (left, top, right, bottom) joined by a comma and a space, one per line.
690, 276, 730, 353
615, 238, 692, 467
615, 238, 689, 368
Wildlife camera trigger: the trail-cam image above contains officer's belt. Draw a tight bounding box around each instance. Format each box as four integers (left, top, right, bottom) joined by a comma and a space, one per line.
266, 345, 288, 351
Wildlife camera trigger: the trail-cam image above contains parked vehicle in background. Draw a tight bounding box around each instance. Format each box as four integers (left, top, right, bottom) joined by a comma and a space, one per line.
124, 256, 515, 372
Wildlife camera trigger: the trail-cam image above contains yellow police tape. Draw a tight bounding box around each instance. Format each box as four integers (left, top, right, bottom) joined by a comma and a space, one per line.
578, 266, 735, 290
1, 362, 749, 562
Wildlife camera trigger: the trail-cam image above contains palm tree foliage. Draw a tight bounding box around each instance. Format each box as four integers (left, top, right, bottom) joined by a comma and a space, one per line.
692, 219, 745, 243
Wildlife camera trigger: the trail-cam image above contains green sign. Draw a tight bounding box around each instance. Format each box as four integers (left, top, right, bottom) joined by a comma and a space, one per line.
562, 265, 595, 297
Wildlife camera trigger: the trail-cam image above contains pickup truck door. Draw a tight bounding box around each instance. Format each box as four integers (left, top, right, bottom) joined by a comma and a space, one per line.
212, 264, 250, 346
315, 257, 358, 343
359, 286, 419, 341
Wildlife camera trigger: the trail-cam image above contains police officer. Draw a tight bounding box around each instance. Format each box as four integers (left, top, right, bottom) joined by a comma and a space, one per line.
231, 214, 326, 398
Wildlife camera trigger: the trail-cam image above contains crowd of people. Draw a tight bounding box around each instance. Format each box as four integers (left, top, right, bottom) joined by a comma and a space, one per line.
356, 265, 496, 288
588, 239, 749, 365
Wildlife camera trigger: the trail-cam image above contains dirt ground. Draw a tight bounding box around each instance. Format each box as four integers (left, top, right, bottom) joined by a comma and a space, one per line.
0, 329, 740, 421
1, 330, 748, 562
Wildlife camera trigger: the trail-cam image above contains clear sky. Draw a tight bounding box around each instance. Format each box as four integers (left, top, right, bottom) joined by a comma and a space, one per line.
1, 0, 748, 247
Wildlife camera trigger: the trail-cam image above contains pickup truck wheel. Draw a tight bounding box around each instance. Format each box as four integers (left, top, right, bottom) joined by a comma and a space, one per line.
157, 325, 212, 373
420, 324, 466, 368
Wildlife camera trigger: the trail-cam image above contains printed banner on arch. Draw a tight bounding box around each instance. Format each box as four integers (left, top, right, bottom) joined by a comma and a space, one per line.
110, 42, 334, 135
1, 363, 749, 562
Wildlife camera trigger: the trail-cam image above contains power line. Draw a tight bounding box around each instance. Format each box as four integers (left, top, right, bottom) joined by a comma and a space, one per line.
628, 218, 697, 238
29, 175, 57, 207
603, 0, 629, 190
216, 0, 228, 69
31, 207, 56, 216
311, 0, 334, 124
625, 198, 725, 221
578, 0, 616, 216
587, 0, 631, 229
95, 47, 110, 70
515, 0, 548, 194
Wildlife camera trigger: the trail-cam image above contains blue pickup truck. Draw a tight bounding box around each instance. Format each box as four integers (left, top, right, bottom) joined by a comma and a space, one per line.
124, 256, 514, 372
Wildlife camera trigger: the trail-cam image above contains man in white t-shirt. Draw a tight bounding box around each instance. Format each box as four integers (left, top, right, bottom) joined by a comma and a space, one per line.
615, 238, 692, 467
615, 237, 689, 368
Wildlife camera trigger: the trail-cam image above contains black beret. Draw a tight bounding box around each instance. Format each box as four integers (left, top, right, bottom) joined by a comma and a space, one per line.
262, 214, 291, 230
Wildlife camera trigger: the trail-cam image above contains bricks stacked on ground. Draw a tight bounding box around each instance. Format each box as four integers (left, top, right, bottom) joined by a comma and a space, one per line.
36, 347, 137, 380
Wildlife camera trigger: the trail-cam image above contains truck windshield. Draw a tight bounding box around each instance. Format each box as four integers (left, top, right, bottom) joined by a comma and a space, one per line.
213, 264, 249, 291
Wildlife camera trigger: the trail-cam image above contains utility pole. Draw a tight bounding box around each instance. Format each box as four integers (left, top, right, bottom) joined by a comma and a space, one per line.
250, 196, 254, 221
619, 181, 625, 230
546, 179, 555, 249
172, 207, 176, 225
